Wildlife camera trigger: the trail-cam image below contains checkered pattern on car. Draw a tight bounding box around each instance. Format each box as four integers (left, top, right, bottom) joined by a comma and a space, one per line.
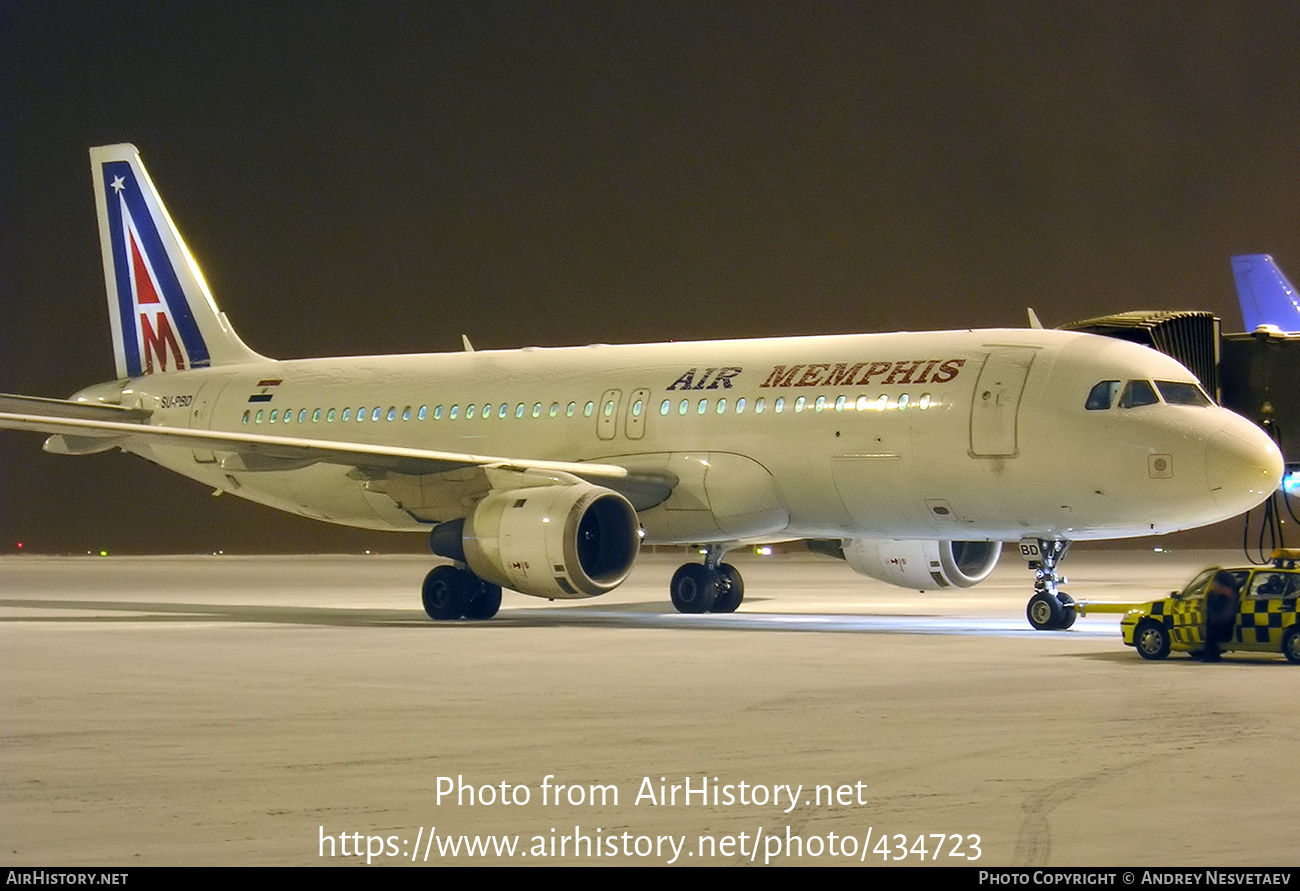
1234, 596, 1298, 646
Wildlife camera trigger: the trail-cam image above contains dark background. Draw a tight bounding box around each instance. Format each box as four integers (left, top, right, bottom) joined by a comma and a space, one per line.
3, 2, 1298, 554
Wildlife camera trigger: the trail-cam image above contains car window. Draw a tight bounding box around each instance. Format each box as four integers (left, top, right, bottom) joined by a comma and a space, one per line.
1217, 570, 1250, 593
1174, 569, 1248, 600
1247, 571, 1300, 599
1175, 569, 1218, 600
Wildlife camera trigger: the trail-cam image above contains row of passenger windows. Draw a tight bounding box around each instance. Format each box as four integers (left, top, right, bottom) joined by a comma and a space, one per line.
1085, 379, 1212, 411
240, 393, 937, 425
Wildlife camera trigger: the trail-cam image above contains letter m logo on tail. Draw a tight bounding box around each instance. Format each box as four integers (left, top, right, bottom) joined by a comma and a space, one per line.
123, 199, 190, 373
91, 144, 266, 379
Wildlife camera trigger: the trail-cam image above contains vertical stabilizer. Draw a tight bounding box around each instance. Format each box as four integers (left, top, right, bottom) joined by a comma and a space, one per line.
1231, 254, 1300, 335
90, 144, 268, 377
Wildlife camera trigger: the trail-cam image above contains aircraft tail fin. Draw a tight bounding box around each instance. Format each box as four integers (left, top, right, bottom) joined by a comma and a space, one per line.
1231, 254, 1300, 335
90, 144, 268, 378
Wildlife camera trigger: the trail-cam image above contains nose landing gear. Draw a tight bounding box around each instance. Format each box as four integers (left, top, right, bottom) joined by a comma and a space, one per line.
1020, 538, 1077, 630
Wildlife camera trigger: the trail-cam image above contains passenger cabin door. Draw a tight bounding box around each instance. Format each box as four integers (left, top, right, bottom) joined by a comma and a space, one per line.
969, 348, 1035, 457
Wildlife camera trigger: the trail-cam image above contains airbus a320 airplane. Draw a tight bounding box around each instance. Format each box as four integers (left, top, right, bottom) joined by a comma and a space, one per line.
0, 145, 1284, 628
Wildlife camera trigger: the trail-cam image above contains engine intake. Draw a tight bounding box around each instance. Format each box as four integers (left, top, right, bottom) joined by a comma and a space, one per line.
431, 483, 640, 600
814, 539, 1002, 590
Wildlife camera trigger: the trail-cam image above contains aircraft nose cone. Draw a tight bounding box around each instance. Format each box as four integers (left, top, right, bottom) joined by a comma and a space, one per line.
1205, 414, 1284, 514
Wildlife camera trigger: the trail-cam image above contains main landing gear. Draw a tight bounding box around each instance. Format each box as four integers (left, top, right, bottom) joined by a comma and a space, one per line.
421, 564, 502, 621
1021, 538, 1077, 631
670, 546, 744, 614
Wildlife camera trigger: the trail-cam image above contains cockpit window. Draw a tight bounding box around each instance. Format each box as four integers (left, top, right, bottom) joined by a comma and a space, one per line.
1086, 381, 1120, 411
1155, 380, 1212, 407
1118, 379, 1159, 408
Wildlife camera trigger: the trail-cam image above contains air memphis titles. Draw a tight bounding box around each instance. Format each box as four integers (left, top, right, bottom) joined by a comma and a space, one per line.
665, 358, 966, 391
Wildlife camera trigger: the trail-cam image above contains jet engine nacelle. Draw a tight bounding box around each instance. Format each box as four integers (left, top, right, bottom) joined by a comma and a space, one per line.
431, 483, 640, 600
839, 539, 1002, 590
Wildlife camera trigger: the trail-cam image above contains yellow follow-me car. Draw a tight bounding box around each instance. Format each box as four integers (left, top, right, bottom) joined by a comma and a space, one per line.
1120, 549, 1300, 663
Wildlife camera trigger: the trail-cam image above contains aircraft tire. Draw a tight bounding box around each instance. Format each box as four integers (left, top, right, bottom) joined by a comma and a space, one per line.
1134, 619, 1171, 660
422, 566, 467, 620
462, 580, 503, 621
1282, 628, 1300, 665
1055, 593, 1077, 630
1026, 592, 1063, 631
711, 563, 744, 613
670, 563, 718, 614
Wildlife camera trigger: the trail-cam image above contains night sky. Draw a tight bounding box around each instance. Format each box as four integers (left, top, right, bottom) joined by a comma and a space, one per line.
3, 2, 1299, 554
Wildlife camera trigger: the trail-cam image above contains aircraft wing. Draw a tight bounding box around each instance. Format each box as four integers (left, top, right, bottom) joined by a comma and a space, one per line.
0, 395, 675, 508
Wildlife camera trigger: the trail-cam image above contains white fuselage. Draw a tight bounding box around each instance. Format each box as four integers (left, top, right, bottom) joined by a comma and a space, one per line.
89, 326, 1280, 545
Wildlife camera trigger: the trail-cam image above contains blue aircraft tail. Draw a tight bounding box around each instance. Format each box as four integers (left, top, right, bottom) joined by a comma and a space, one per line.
90, 144, 267, 378
1231, 254, 1300, 334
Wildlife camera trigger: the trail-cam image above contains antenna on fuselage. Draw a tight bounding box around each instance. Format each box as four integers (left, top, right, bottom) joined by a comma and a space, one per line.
462, 335, 475, 352
1027, 308, 1044, 329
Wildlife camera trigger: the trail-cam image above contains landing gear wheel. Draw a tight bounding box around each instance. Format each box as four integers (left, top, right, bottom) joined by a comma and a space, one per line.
1021, 538, 1073, 631
1282, 627, 1300, 665
711, 563, 745, 613
1055, 593, 1077, 630
462, 581, 503, 621
422, 566, 467, 620
670, 563, 718, 614
1134, 619, 1171, 660
1027, 592, 1063, 631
